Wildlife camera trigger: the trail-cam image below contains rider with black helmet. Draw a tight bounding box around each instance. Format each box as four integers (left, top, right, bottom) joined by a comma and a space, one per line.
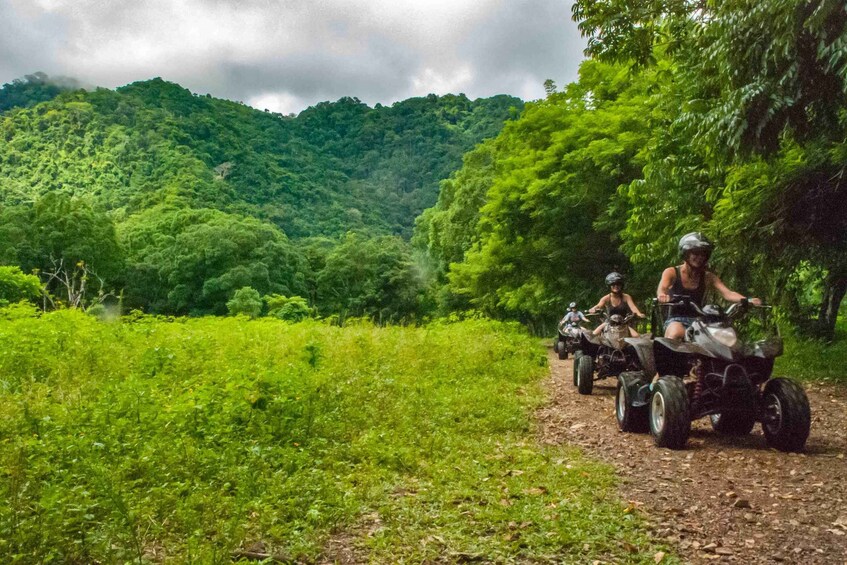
657, 232, 761, 339
589, 272, 644, 337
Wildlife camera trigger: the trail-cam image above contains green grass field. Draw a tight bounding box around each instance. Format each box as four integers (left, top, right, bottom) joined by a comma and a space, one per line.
774, 319, 847, 384
0, 311, 669, 563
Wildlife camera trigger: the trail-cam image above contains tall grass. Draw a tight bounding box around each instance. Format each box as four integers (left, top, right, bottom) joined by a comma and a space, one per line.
775, 318, 847, 384
0, 311, 666, 563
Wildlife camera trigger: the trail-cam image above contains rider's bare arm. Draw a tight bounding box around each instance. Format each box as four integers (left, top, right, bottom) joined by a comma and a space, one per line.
589, 295, 609, 313
709, 273, 762, 305
657, 267, 676, 303
624, 293, 645, 317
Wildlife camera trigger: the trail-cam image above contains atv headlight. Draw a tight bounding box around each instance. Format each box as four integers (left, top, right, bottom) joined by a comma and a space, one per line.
707, 326, 737, 348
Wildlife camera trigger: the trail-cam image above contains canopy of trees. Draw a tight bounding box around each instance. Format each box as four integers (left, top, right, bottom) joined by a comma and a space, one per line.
0, 76, 521, 321
417, 0, 847, 338
0, 77, 521, 239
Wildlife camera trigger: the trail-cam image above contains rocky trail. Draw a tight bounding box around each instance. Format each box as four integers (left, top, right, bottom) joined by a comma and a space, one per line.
538, 350, 847, 564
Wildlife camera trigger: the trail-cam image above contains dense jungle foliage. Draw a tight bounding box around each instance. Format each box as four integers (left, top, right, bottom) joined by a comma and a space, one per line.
0, 77, 520, 239
1, 1, 845, 340
416, 0, 847, 339
0, 313, 668, 563
0, 76, 521, 317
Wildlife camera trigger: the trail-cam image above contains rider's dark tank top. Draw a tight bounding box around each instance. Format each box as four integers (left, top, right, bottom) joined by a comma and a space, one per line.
669, 266, 706, 318
606, 294, 631, 317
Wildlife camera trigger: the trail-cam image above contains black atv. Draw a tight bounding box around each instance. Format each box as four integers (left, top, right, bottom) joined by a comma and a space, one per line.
615, 297, 811, 452
574, 313, 650, 395
554, 314, 598, 360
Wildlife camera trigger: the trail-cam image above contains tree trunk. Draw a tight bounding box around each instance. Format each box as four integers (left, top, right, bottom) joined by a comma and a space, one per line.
816, 273, 847, 341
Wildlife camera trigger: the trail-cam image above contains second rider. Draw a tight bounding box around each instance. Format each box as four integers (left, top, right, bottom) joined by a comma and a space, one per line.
589, 272, 644, 337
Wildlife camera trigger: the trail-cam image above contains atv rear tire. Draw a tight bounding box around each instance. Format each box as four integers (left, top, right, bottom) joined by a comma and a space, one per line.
577, 354, 594, 395
709, 411, 756, 436
616, 372, 648, 433
650, 376, 690, 449
761, 378, 811, 452
557, 340, 568, 360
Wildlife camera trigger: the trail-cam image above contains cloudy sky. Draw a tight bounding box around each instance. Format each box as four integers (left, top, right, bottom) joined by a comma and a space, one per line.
1, 0, 586, 115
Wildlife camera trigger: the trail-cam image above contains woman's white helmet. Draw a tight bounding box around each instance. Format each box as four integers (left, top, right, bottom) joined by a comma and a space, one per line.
605, 272, 625, 287
678, 232, 713, 259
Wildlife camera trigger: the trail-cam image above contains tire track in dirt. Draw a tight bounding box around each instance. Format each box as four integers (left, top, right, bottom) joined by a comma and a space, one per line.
537, 349, 847, 564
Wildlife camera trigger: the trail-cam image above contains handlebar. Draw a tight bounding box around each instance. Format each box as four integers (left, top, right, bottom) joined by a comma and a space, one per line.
660, 295, 770, 319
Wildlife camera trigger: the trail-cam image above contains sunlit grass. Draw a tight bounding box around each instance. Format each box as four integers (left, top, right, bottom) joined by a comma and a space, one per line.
0, 311, 670, 563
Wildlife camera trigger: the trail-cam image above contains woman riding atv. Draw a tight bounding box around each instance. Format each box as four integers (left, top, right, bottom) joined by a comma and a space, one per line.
560, 302, 589, 328
589, 272, 644, 337
657, 232, 761, 339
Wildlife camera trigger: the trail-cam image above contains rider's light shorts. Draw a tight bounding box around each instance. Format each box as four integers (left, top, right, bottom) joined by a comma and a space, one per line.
664, 316, 696, 331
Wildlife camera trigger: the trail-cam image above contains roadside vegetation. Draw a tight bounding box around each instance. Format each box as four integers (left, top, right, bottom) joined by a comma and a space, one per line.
0, 312, 669, 563
776, 319, 847, 384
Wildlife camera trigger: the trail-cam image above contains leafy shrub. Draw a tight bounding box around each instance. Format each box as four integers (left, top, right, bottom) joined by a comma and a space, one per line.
226, 286, 263, 318
265, 294, 313, 322
0, 265, 41, 306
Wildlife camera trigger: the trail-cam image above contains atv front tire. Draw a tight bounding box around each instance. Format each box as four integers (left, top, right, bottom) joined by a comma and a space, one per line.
650, 376, 690, 449
616, 372, 648, 433
761, 378, 811, 452
577, 354, 594, 395
557, 340, 568, 360
572, 351, 582, 386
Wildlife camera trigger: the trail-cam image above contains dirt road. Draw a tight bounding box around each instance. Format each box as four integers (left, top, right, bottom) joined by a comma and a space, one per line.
537, 350, 847, 564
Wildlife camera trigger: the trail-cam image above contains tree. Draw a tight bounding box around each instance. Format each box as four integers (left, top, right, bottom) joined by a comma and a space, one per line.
428, 61, 655, 325
0, 266, 42, 306
265, 294, 312, 322
316, 232, 423, 323
0, 195, 124, 306
120, 207, 305, 315
227, 286, 263, 318
573, 0, 847, 338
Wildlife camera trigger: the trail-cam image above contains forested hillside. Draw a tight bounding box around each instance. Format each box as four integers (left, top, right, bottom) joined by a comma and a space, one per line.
0, 77, 521, 238
0, 76, 521, 317
416, 0, 847, 339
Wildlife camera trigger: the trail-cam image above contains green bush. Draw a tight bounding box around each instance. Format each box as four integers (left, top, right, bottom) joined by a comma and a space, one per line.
226, 286, 263, 318
0, 266, 41, 306
265, 294, 313, 322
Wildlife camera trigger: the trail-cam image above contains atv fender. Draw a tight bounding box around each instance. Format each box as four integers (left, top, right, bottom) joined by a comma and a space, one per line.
580, 328, 603, 346
623, 335, 656, 378
633, 383, 651, 407
654, 337, 709, 355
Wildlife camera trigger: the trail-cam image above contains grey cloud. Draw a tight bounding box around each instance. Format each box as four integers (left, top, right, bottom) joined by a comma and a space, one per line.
458, 0, 585, 98
0, 3, 69, 83
0, 0, 585, 112
183, 30, 422, 109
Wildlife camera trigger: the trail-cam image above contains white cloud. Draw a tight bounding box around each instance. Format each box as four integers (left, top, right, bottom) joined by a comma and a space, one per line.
247, 91, 306, 116
410, 66, 474, 97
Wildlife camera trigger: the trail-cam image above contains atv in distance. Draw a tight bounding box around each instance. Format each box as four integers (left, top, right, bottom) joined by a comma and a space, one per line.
555, 313, 598, 360
616, 297, 811, 452
574, 313, 650, 395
